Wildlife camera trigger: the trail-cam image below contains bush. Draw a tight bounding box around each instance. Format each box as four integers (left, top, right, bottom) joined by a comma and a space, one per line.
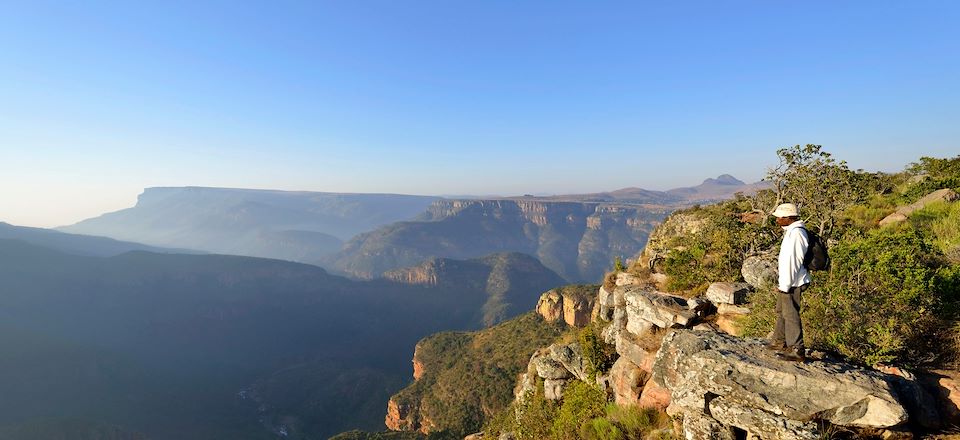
659, 201, 779, 294
604, 404, 672, 438
512, 380, 558, 440
579, 418, 623, 440
746, 227, 955, 366
551, 381, 607, 440
578, 323, 617, 381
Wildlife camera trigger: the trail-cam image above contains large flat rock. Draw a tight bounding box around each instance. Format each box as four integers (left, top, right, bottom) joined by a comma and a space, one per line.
652, 330, 909, 438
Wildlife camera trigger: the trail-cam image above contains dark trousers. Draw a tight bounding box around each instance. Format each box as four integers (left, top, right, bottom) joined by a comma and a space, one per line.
772, 284, 807, 350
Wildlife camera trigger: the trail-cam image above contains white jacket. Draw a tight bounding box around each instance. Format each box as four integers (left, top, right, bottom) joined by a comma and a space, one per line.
778, 220, 812, 292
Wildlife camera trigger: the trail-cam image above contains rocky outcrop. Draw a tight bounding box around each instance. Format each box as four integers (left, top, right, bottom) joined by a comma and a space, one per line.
385, 398, 418, 431
705, 282, 750, 305
879, 188, 959, 226
535, 285, 596, 327
535, 290, 564, 322
412, 343, 425, 381
741, 253, 778, 290
516, 342, 589, 401
610, 357, 647, 405
652, 330, 914, 439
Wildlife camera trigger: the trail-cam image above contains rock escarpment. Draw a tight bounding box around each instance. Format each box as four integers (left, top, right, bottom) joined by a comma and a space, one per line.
503, 274, 942, 440
330, 199, 667, 282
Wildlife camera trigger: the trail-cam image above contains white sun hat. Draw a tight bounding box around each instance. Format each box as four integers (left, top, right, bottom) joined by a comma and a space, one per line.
771, 203, 799, 218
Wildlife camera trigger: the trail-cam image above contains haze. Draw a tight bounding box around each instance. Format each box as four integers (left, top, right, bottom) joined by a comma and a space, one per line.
2, 1, 959, 227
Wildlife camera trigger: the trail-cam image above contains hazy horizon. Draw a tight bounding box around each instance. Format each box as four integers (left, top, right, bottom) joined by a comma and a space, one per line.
3, 1, 959, 228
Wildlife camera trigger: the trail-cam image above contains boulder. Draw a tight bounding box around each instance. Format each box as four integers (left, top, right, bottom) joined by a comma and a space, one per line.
615, 271, 644, 287
687, 296, 713, 316
918, 369, 960, 426
741, 254, 778, 291
653, 330, 909, 437
637, 376, 671, 411
615, 331, 655, 372
715, 314, 745, 336
549, 343, 589, 382
622, 287, 696, 331
536, 290, 564, 322
562, 293, 592, 327
610, 357, 648, 405
880, 188, 960, 226
705, 282, 751, 305
531, 350, 571, 380
878, 212, 908, 227
596, 285, 615, 321
679, 411, 735, 440
708, 396, 820, 440
717, 303, 751, 315
602, 306, 627, 345
463, 433, 484, 440
543, 378, 567, 400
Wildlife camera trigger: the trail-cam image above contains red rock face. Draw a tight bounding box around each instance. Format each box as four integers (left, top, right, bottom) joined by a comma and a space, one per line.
412, 344, 425, 381
536, 290, 564, 322
563, 295, 592, 327
638, 379, 671, 411
385, 398, 418, 431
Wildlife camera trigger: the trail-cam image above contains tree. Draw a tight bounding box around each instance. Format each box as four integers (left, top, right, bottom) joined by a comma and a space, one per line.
764, 144, 868, 237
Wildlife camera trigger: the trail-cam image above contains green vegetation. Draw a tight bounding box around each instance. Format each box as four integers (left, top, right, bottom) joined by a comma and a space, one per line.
640, 149, 960, 367
578, 323, 617, 381
551, 382, 607, 440
387, 312, 565, 437
486, 384, 673, 440
734, 151, 960, 367
655, 198, 779, 294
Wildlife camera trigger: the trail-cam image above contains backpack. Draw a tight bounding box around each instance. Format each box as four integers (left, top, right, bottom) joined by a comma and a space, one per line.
800, 227, 830, 271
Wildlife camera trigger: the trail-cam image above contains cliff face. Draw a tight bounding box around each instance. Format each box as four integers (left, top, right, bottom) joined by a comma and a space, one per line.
385, 252, 566, 327
330, 199, 668, 283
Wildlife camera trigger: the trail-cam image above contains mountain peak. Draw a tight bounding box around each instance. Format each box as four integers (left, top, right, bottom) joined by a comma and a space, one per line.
701, 174, 744, 186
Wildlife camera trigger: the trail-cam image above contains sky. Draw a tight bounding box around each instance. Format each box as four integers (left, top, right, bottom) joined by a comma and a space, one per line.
1, 1, 959, 228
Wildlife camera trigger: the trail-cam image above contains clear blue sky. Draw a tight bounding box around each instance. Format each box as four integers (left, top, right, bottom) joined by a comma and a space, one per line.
1, 1, 958, 227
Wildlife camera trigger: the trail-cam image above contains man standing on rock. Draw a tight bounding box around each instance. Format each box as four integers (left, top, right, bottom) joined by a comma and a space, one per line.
767, 203, 811, 362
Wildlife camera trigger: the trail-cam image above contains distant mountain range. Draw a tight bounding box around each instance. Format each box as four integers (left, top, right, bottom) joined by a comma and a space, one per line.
54, 176, 766, 284
0, 237, 564, 439
58, 187, 441, 264
328, 200, 668, 283
533, 174, 767, 204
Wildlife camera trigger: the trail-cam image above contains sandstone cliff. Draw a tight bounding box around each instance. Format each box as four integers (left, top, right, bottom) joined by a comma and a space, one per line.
330, 199, 667, 283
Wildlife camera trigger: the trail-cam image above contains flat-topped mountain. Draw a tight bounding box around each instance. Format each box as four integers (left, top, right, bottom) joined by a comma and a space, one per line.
329, 200, 668, 283
58, 187, 441, 264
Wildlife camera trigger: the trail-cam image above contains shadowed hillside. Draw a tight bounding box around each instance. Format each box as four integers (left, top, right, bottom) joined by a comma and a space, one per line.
0, 239, 564, 440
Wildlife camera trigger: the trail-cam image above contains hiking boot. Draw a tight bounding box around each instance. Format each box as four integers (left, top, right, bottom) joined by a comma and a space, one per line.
764, 341, 787, 352
777, 348, 806, 363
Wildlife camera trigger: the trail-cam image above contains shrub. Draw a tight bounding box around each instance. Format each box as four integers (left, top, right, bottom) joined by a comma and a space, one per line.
660, 201, 779, 294
511, 379, 559, 440
551, 381, 607, 440
579, 418, 624, 440
578, 323, 617, 381
744, 227, 954, 366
